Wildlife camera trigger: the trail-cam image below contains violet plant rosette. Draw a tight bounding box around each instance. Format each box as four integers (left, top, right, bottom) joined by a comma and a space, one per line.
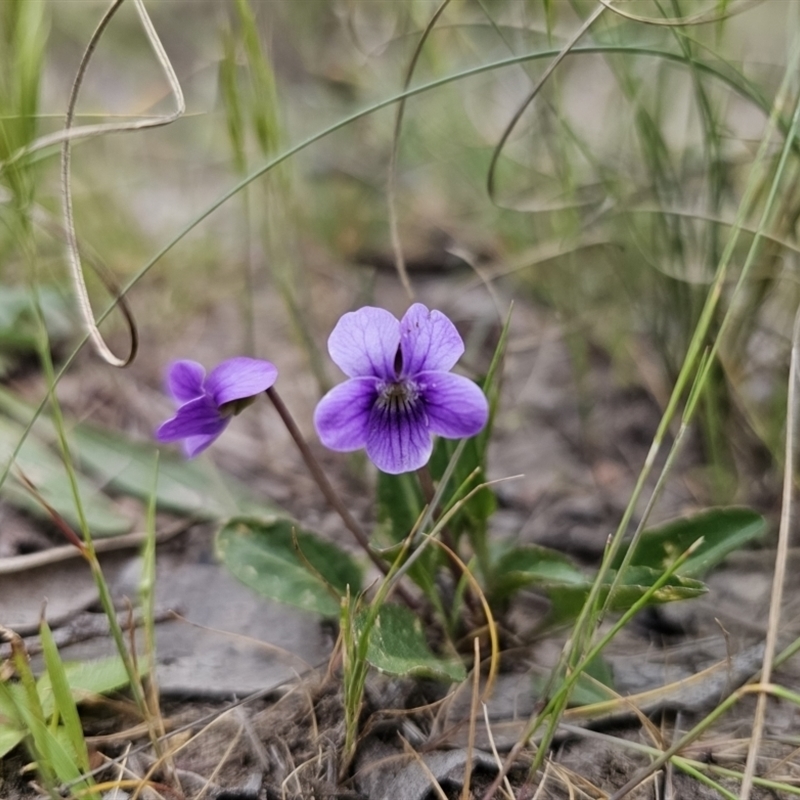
314, 303, 489, 474
156, 357, 278, 457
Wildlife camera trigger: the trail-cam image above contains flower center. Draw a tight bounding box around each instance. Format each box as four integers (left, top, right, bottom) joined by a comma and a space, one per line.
377, 379, 419, 413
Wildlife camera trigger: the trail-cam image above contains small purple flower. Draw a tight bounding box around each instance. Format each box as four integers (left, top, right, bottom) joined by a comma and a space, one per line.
314, 304, 488, 474
156, 357, 278, 457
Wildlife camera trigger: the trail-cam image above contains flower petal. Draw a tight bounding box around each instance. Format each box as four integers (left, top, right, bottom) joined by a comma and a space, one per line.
206, 357, 278, 407
366, 399, 433, 474
166, 360, 206, 403
328, 307, 400, 379
182, 434, 221, 458
156, 395, 227, 443
399, 304, 464, 376
419, 371, 489, 439
314, 377, 377, 451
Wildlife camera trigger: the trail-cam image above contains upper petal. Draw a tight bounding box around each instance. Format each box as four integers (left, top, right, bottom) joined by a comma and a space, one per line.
314, 377, 377, 451
206, 357, 278, 407
166, 360, 206, 403
155, 395, 227, 443
399, 304, 464, 376
328, 307, 400, 380
418, 371, 489, 439
366, 398, 433, 475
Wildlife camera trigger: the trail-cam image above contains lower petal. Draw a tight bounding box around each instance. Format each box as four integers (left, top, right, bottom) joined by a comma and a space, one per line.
156, 395, 227, 443
182, 433, 221, 458
314, 378, 377, 451
418, 371, 488, 439
366, 402, 433, 474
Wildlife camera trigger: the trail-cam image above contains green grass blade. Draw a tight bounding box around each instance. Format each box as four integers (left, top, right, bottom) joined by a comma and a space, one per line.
38, 619, 91, 775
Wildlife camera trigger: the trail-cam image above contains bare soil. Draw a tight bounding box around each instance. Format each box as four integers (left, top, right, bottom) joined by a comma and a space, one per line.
1, 270, 798, 799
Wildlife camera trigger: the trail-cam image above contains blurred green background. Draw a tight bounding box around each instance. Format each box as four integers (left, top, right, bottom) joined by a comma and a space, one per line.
1, 0, 798, 509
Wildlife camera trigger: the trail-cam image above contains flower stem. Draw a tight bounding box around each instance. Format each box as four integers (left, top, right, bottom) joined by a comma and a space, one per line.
265, 387, 413, 598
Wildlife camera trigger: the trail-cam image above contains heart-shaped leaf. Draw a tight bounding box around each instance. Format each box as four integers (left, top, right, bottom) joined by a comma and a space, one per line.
216, 517, 363, 617
611, 507, 766, 578
357, 604, 466, 682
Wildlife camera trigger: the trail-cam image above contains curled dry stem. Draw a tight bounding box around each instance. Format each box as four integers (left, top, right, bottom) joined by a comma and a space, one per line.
61, 0, 185, 367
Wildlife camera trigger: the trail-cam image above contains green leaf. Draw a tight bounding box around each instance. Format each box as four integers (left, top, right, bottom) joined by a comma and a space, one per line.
0, 286, 72, 359
0, 414, 131, 537
531, 654, 615, 707
0, 386, 282, 523
491, 544, 587, 602
544, 567, 707, 626
39, 620, 91, 773
568, 654, 616, 706
71, 424, 282, 520
15, 705, 84, 786
611, 507, 766, 578
36, 655, 132, 719
216, 517, 363, 617
357, 604, 466, 682
0, 682, 25, 759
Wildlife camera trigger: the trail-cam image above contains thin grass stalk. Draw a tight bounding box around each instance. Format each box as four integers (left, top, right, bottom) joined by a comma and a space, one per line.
139, 454, 172, 775
559, 724, 800, 798
576, 25, 800, 668
486, 3, 607, 201
738, 307, 800, 798
602, 349, 714, 607
607, 683, 786, 800
27, 278, 155, 743
506, 34, 800, 799
527, 538, 703, 777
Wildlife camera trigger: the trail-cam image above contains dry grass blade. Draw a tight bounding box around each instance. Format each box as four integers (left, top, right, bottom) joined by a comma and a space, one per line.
460, 637, 481, 800
400, 735, 450, 800
738, 304, 800, 798
482, 703, 515, 800
61, 0, 185, 368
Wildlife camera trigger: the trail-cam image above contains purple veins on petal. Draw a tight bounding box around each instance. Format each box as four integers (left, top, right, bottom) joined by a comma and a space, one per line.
314, 377, 378, 451
167, 360, 206, 403
327, 306, 400, 380
399, 303, 464, 376
207, 357, 278, 407
366, 398, 433, 475
418, 371, 489, 439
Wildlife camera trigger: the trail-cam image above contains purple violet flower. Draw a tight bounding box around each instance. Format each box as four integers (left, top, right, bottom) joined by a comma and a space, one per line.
156, 357, 278, 457
314, 304, 489, 474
